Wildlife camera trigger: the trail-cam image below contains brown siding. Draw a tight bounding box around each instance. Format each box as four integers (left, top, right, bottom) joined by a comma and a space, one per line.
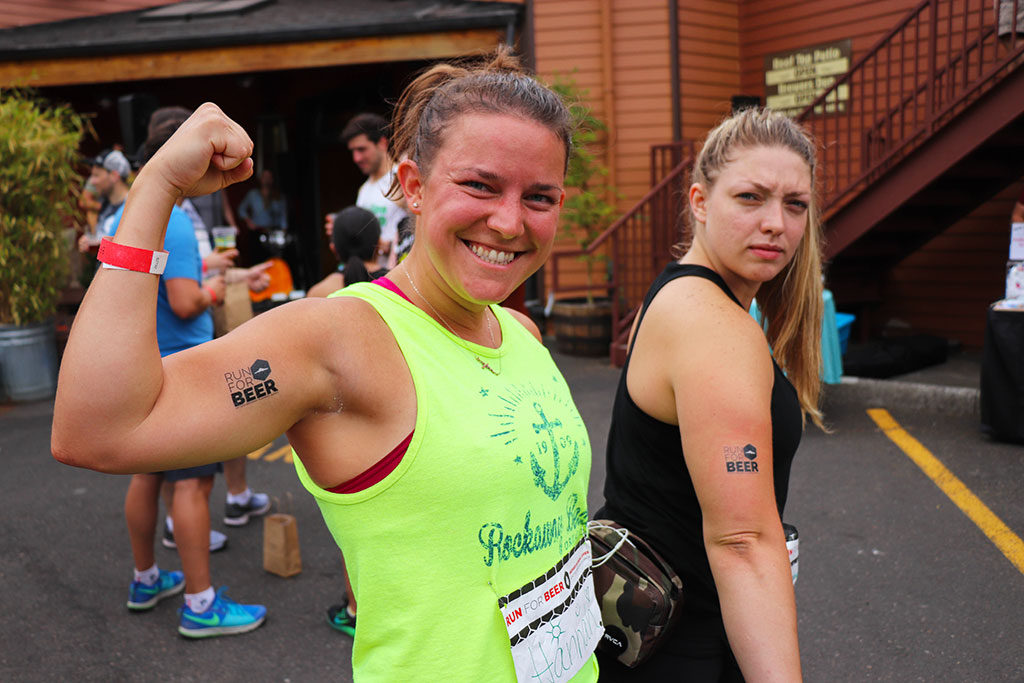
873, 183, 1019, 349
535, 0, 743, 297
535, 0, 677, 296
679, 1, 741, 140
738, 0, 919, 94
535, 0, 742, 206
0, 0, 173, 28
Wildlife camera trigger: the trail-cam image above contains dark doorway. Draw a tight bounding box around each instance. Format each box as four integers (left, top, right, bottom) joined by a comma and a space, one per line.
40, 58, 428, 288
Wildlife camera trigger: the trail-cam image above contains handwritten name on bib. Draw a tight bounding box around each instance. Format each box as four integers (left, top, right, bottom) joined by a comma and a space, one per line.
499, 537, 603, 682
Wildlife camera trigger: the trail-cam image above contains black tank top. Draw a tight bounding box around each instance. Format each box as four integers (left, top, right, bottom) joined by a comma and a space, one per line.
596, 263, 802, 657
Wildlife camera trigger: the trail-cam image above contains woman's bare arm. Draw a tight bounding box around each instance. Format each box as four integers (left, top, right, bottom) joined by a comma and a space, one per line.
51, 105, 337, 474
676, 309, 800, 681
633, 284, 801, 681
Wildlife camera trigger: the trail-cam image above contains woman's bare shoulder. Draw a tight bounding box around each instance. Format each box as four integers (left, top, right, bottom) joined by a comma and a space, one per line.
646, 276, 763, 342
249, 294, 394, 365
639, 276, 772, 382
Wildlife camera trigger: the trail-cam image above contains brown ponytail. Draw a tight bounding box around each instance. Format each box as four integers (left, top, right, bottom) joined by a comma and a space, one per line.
388, 45, 572, 201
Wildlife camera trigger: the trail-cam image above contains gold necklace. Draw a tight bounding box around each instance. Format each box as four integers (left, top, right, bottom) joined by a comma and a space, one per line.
404, 271, 501, 376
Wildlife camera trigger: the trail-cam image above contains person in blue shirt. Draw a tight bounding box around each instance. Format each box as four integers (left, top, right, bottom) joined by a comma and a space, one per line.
111, 121, 266, 638
238, 168, 290, 269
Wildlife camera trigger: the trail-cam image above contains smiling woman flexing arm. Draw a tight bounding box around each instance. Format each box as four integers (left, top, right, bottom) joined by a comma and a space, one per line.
54, 49, 603, 683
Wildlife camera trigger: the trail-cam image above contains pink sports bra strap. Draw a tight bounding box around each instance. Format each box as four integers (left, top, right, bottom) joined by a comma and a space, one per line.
327, 431, 414, 494
373, 276, 411, 303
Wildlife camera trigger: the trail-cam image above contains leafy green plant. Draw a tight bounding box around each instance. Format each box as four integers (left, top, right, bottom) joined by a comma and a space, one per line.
550, 78, 619, 303
0, 88, 85, 325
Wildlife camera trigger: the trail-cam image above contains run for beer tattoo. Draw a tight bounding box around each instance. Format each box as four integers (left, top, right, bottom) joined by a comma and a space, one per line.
225, 359, 279, 407
723, 444, 759, 473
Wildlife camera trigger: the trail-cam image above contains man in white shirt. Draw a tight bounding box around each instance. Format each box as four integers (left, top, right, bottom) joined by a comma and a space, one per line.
341, 113, 408, 268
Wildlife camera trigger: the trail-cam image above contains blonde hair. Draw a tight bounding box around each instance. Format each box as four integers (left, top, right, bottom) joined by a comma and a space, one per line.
682, 108, 825, 429
388, 45, 572, 192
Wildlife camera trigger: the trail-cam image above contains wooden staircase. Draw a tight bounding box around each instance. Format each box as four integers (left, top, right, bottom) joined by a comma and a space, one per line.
796, 0, 1024, 318
548, 0, 1024, 366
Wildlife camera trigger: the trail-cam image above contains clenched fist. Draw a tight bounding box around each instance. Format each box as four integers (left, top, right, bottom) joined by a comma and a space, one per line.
141, 103, 254, 200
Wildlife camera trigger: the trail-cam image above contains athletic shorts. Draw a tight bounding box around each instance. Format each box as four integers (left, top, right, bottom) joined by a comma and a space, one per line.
161, 462, 222, 482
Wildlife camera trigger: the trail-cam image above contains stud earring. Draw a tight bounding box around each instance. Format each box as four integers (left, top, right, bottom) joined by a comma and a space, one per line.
413, 201, 420, 209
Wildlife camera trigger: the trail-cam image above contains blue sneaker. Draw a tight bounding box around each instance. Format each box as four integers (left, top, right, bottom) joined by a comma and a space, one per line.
127, 569, 185, 611
178, 587, 266, 638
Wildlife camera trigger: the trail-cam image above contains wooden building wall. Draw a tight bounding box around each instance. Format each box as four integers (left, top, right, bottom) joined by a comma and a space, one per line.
737, 0, 1014, 348
678, 1, 741, 141
0, 0, 172, 29
533, 0, 741, 296
738, 0, 918, 94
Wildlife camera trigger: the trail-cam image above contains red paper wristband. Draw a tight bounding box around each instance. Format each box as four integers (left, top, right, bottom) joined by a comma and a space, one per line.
97, 238, 169, 275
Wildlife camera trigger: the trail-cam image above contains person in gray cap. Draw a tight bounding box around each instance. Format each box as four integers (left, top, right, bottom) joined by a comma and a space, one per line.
78, 149, 132, 252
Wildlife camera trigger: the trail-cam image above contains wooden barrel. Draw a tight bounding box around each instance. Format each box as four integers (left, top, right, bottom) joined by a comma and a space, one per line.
551, 298, 613, 357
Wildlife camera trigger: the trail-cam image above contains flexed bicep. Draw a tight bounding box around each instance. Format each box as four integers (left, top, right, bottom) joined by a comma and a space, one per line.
54, 299, 338, 475
672, 317, 779, 538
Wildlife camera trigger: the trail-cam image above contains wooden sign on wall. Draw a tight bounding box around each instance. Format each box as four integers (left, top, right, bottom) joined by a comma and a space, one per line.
764, 39, 852, 116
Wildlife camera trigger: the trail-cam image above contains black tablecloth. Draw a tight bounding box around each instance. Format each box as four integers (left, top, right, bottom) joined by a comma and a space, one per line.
980, 306, 1024, 444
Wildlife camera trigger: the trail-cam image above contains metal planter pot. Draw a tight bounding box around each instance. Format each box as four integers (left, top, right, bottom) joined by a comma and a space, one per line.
0, 319, 57, 402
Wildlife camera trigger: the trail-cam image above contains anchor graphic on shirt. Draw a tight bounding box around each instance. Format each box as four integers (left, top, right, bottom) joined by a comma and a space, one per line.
529, 402, 579, 501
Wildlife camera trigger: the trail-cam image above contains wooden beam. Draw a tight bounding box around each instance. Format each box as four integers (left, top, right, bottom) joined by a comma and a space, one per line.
0, 29, 505, 87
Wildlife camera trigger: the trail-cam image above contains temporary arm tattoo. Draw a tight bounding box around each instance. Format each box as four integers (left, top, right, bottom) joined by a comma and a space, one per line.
224, 359, 280, 408
723, 444, 759, 473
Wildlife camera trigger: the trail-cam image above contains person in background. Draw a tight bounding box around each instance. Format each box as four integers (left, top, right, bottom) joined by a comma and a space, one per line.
238, 168, 296, 292
77, 149, 132, 252
340, 112, 409, 269
53, 48, 602, 680
103, 119, 266, 638
306, 204, 386, 635
190, 189, 239, 237
78, 180, 102, 232
596, 108, 826, 681
238, 169, 287, 249
147, 105, 275, 552
1010, 183, 1024, 223
307, 205, 386, 299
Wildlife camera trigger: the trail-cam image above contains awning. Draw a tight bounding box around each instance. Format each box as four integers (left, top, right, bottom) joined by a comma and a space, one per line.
0, 0, 522, 87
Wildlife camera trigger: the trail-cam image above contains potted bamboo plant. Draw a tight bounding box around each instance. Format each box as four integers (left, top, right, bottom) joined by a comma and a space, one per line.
549, 79, 618, 356
0, 88, 85, 401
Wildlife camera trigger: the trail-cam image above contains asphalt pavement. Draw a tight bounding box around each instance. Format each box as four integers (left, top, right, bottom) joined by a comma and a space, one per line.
1, 344, 1021, 681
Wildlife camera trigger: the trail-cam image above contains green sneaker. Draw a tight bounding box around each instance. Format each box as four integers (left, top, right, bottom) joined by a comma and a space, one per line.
326, 600, 356, 637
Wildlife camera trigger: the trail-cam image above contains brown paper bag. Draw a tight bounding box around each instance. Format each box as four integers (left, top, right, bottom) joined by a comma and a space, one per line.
263, 513, 302, 577
213, 280, 253, 338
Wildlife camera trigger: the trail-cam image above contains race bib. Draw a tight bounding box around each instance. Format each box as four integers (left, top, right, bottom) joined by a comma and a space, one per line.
499, 537, 603, 682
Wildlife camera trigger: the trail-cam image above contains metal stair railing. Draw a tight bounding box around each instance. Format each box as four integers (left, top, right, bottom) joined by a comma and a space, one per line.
547, 141, 695, 361
795, 0, 1024, 222
549, 1, 1024, 364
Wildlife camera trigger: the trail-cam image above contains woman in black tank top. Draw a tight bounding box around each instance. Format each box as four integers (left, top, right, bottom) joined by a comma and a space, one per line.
596, 109, 827, 681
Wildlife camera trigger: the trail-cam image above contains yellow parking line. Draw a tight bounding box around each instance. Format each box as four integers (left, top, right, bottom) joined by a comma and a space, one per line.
868, 408, 1024, 575
263, 444, 292, 462
246, 444, 271, 460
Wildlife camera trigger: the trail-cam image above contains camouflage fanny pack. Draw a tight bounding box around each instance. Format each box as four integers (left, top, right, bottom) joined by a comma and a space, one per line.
588, 519, 684, 668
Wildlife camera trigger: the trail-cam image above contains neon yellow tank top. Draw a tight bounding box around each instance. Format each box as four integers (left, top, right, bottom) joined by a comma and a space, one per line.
293, 282, 599, 682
